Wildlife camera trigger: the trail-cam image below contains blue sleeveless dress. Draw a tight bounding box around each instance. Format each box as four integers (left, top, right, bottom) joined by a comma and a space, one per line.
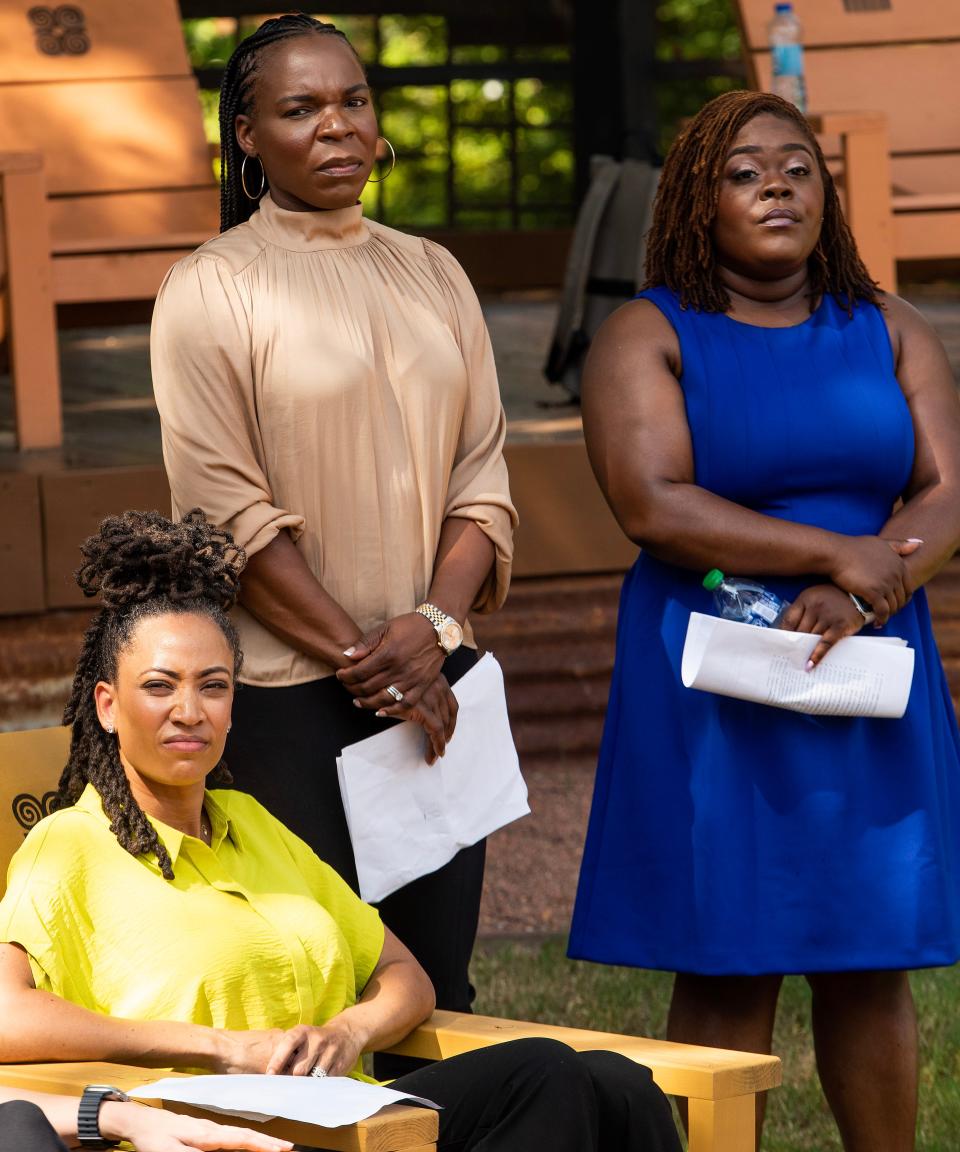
568, 287, 960, 975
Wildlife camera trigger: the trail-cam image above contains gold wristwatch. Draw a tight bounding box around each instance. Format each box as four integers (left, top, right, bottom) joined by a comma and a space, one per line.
416, 602, 463, 655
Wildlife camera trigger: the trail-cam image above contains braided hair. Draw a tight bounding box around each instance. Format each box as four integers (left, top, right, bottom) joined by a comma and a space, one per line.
56, 510, 245, 880
643, 90, 880, 315
218, 13, 360, 233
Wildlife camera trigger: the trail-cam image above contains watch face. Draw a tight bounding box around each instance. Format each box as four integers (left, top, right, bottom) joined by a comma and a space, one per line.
440, 620, 463, 652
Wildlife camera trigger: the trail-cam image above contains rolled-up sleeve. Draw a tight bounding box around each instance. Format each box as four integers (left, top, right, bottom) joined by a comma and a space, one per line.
151, 253, 305, 557
424, 241, 518, 613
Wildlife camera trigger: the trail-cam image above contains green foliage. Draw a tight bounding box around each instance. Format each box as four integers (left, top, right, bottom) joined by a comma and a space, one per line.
656, 0, 745, 153
473, 939, 960, 1152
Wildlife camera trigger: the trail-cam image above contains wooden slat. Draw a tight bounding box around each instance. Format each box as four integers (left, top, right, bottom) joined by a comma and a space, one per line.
0, 160, 62, 449
0, 77, 213, 196
893, 210, 960, 260
0, 474, 45, 613
737, 0, 960, 50
52, 249, 200, 304
0, 0, 191, 82
46, 188, 219, 250
385, 1011, 781, 1102
753, 44, 960, 155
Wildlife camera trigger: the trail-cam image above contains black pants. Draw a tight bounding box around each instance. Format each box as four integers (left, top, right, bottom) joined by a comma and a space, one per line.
225, 648, 483, 1079
0, 1101, 69, 1152
391, 1038, 682, 1152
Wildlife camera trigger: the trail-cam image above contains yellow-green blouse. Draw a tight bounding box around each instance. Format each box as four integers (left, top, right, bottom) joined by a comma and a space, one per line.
0, 785, 384, 1077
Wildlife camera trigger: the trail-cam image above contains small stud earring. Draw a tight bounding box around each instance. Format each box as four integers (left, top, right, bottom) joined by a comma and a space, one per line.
105, 723, 114, 735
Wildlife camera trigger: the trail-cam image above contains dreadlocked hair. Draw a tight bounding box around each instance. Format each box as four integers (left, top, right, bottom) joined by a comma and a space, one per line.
56, 509, 245, 880
218, 12, 360, 232
643, 89, 881, 316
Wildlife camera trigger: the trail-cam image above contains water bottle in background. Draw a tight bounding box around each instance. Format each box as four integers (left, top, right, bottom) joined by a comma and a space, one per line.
703, 569, 790, 628
768, 2, 807, 113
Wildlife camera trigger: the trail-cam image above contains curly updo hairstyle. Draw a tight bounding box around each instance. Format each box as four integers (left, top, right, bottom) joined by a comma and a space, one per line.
643, 89, 880, 315
218, 12, 362, 233
56, 510, 245, 880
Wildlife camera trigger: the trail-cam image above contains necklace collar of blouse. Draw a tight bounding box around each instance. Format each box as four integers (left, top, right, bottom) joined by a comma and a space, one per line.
247, 192, 369, 253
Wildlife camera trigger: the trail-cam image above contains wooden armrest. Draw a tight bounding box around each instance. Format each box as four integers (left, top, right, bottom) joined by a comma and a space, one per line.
386, 1010, 781, 1101
0, 1061, 439, 1152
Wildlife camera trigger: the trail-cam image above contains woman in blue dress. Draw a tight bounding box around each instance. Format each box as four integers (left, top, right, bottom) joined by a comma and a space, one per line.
569, 90, 960, 1152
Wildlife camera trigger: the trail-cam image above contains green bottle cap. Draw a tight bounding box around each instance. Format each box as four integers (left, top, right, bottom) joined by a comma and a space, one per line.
703, 568, 725, 590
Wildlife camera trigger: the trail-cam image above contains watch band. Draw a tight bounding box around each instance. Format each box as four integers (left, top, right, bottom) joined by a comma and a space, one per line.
77, 1085, 129, 1149
416, 602, 450, 632
415, 602, 463, 655
848, 593, 876, 625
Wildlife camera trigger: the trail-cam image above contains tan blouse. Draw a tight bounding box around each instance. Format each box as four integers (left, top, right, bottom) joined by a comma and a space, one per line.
151, 194, 516, 687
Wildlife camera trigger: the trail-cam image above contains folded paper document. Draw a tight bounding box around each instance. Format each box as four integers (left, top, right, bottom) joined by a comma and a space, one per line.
338, 652, 529, 902
681, 612, 914, 718
130, 1073, 439, 1127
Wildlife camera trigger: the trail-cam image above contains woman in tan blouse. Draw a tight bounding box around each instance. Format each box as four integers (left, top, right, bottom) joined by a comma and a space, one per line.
151, 14, 516, 1077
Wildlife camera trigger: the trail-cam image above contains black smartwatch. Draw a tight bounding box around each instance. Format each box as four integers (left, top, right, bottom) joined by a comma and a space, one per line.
77, 1084, 129, 1149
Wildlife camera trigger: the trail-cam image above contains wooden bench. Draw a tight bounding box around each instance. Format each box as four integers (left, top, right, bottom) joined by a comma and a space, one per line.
734, 0, 960, 292
0, 724, 780, 1151
0, 0, 218, 450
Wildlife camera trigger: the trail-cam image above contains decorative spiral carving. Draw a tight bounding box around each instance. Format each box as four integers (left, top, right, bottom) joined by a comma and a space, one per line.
12, 791, 58, 833
54, 4, 83, 25
26, 5, 89, 55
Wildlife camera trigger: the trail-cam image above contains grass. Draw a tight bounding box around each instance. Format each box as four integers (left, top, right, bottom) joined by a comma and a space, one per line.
470, 937, 960, 1151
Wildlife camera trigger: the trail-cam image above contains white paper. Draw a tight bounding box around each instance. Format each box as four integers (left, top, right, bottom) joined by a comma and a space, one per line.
681, 612, 914, 718
337, 652, 529, 902
129, 1074, 439, 1127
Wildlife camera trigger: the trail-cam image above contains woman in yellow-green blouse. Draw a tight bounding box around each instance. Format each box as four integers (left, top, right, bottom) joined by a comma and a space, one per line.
0, 511, 680, 1152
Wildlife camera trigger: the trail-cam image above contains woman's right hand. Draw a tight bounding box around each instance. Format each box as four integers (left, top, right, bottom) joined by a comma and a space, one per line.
828, 536, 922, 624
385, 674, 458, 765
101, 1101, 294, 1152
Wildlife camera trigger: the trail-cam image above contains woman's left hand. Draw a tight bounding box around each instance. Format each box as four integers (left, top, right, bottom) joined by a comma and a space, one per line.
778, 583, 870, 669
264, 1019, 366, 1078
336, 613, 444, 711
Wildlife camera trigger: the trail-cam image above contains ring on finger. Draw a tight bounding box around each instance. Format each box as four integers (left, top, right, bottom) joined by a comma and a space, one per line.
309, 1064, 327, 1078
386, 684, 404, 703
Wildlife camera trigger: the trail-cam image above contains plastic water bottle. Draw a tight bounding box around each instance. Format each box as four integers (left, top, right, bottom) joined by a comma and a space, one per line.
768, 2, 807, 113
703, 569, 790, 629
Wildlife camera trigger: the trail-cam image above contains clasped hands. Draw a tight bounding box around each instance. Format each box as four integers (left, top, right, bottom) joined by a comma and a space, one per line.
779, 534, 921, 668
336, 611, 457, 763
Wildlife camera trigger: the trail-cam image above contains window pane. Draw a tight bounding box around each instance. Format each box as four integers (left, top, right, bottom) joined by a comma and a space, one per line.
515, 78, 572, 127
451, 79, 510, 127
452, 130, 511, 205
378, 157, 448, 229
380, 87, 448, 157
516, 128, 573, 205
379, 15, 446, 67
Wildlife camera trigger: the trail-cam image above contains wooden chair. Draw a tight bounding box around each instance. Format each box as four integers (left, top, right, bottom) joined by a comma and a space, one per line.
0, 0, 219, 450
0, 725, 780, 1152
734, 0, 960, 292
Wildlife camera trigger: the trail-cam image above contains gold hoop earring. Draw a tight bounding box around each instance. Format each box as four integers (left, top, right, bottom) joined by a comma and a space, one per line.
241, 154, 266, 200
367, 137, 396, 184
